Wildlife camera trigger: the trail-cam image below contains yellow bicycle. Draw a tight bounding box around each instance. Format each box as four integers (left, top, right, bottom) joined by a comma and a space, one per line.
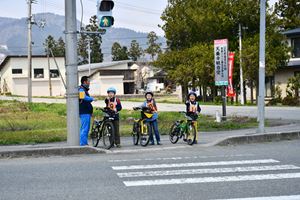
132, 107, 153, 147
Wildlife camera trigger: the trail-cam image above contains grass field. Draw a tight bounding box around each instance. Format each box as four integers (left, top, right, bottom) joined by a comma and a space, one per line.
0, 100, 259, 145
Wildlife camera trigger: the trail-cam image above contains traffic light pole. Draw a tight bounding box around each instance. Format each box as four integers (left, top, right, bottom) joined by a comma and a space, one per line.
87, 38, 91, 75
65, 0, 80, 145
239, 23, 245, 105
222, 86, 227, 121
27, 0, 33, 103
258, 0, 266, 133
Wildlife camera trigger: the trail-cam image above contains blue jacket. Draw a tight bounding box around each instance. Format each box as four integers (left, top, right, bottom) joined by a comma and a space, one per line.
79, 85, 94, 115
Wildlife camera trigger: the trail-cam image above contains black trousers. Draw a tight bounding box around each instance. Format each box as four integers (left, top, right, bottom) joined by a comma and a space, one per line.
112, 120, 120, 145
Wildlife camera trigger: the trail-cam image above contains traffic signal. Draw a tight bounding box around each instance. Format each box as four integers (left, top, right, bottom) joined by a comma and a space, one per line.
97, 0, 114, 28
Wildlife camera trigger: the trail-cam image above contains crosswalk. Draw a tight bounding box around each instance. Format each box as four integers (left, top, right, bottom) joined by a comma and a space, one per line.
213, 195, 300, 200
111, 157, 300, 188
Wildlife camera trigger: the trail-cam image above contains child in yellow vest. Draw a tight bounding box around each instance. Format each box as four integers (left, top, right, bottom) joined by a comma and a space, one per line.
143, 91, 161, 145
185, 91, 201, 144
105, 87, 122, 148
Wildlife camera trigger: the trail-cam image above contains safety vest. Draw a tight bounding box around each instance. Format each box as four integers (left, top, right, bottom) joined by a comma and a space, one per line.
189, 101, 198, 113
108, 97, 117, 112
147, 100, 157, 112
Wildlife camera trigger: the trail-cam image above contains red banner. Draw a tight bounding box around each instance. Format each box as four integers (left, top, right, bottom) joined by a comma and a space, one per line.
227, 52, 236, 97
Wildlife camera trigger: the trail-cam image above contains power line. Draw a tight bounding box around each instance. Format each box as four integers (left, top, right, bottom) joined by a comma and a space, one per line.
37, 0, 162, 29
86, 0, 162, 14
117, 1, 162, 13
102, 36, 149, 40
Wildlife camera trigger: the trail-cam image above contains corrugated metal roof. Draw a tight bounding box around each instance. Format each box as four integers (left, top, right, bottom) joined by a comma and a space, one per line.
78, 60, 131, 72
287, 59, 300, 67
0, 55, 64, 70
282, 28, 300, 37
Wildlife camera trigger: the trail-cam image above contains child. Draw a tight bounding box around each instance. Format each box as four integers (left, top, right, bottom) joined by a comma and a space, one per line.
143, 91, 161, 145
105, 87, 122, 148
186, 91, 201, 144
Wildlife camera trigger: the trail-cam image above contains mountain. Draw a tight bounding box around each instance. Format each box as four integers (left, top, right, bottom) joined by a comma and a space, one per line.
0, 13, 166, 61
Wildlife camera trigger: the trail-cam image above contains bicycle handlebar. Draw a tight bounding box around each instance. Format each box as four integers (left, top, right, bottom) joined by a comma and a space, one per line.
96, 107, 115, 113
133, 106, 150, 112
133, 107, 141, 111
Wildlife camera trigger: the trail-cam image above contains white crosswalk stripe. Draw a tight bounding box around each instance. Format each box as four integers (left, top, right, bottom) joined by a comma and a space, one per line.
108, 154, 255, 163
111, 158, 300, 188
117, 165, 300, 178
112, 159, 279, 170
212, 195, 300, 200
123, 173, 300, 187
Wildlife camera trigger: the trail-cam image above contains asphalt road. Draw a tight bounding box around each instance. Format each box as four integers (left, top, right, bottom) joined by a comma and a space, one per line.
1, 96, 300, 120
1, 140, 300, 200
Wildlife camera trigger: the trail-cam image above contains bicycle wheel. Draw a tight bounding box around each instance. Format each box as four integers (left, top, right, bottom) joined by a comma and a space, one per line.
140, 122, 150, 147
186, 123, 196, 145
90, 121, 100, 147
102, 121, 115, 149
169, 123, 180, 144
132, 121, 140, 145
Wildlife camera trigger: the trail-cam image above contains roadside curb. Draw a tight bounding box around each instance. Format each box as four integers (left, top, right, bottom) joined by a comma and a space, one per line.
0, 146, 106, 159
214, 130, 300, 146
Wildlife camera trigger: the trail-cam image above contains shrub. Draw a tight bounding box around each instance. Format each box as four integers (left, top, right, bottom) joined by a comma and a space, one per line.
282, 96, 300, 106
214, 96, 222, 104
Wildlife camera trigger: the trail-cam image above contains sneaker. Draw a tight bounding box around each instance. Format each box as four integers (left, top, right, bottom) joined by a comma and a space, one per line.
194, 140, 198, 144
150, 142, 155, 145
116, 144, 121, 148
157, 142, 162, 145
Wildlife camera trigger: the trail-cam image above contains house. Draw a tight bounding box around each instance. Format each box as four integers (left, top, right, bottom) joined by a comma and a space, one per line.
244, 27, 300, 101
147, 70, 168, 92
0, 55, 66, 96
0, 56, 136, 97
78, 60, 136, 96
274, 28, 300, 98
129, 62, 169, 93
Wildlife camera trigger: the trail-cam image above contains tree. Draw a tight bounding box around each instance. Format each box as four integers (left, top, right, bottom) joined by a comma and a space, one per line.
129, 40, 143, 61
286, 73, 300, 98
111, 42, 129, 61
155, 43, 214, 101
274, 0, 300, 30
85, 15, 103, 63
56, 37, 65, 57
161, 0, 260, 51
241, 9, 290, 103
43, 35, 65, 57
78, 33, 88, 64
44, 35, 56, 52
157, 0, 290, 102
145, 31, 162, 61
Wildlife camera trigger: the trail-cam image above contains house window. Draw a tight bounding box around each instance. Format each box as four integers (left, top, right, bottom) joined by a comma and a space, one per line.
291, 37, 300, 58
50, 69, 59, 78
34, 68, 44, 78
12, 69, 22, 74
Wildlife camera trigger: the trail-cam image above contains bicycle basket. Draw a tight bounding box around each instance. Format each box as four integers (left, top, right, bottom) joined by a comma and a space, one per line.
142, 111, 154, 119
103, 109, 117, 119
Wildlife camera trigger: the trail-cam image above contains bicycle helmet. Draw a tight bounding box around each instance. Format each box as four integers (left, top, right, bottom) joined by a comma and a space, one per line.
145, 91, 154, 98
188, 91, 197, 98
107, 87, 117, 94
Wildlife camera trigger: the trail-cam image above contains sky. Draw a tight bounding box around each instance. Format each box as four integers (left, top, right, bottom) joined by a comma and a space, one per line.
0, 0, 168, 36
0, 0, 279, 37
